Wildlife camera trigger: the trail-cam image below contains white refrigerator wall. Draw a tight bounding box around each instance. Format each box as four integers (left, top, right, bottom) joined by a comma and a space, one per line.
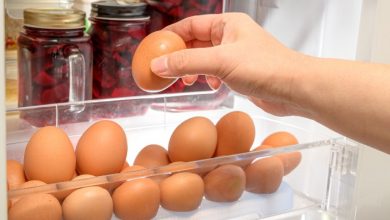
228, 0, 364, 58
354, 0, 390, 219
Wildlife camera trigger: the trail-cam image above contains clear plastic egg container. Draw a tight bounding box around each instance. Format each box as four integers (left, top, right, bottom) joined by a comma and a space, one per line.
6, 92, 361, 219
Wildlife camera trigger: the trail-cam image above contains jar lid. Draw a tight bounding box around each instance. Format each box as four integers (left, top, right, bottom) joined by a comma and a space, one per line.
91, 0, 148, 19
6, 0, 74, 19
24, 8, 85, 29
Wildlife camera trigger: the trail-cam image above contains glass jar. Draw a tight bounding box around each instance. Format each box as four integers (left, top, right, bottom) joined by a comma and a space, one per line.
89, 1, 150, 117
147, 0, 224, 32
5, 0, 75, 108
18, 8, 92, 126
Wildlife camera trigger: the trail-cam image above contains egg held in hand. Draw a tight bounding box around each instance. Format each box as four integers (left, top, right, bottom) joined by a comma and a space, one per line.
132, 30, 186, 92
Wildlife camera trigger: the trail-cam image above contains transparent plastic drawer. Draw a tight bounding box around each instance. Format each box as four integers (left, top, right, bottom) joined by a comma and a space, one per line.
6, 93, 360, 220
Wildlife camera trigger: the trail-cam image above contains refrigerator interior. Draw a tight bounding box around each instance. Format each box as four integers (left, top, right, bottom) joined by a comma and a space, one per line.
2, 0, 390, 219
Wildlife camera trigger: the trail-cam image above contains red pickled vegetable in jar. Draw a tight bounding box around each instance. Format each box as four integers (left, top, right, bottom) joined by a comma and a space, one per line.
18, 8, 93, 126
89, 1, 150, 117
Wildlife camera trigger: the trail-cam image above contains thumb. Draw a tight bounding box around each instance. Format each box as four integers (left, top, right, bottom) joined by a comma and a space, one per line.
150, 47, 223, 78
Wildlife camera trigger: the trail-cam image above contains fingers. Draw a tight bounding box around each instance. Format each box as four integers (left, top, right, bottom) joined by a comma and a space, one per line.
150, 47, 223, 78
206, 75, 222, 90
164, 14, 224, 44
186, 40, 213, 49
182, 75, 198, 86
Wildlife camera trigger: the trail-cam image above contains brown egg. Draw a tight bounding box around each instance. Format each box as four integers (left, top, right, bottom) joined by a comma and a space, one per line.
261, 132, 301, 175
253, 145, 274, 151
160, 172, 204, 212
215, 111, 255, 156
62, 186, 113, 220
204, 165, 246, 202
76, 120, 127, 176
134, 144, 170, 168
7, 160, 26, 189
276, 152, 302, 175
72, 174, 95, 181
24, 126, 76, 183
8, 193, 62, 220
112, 178, 160, 220
168, 117, 217, 162
121, 161, 129, 171
55, 175, 97, 202
261, 131, 298, 147
132, 30, 186, 92
12, 180, 47, 205
7, 182, 11, 210
71, 174, 113, 194
14, 180, 47, 203
245, 157, 284, 194
18, 180, 46, 189
115, 165, 149, 190
18, 177, 81, 203
17, 180, 70, 203
120, 165, 146, 173
150, 162, 183, 184
227, 145, 273, 171
158, 161, 215, 178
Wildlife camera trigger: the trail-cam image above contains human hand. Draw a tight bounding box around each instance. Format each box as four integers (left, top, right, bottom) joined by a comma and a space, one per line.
150, 13, 309, 117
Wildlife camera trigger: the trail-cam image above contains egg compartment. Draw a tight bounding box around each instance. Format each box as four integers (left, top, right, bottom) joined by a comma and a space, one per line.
6, 94, 360, 219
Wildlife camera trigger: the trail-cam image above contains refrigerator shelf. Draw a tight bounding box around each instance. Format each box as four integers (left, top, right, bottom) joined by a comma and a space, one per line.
6, 93, 360, 219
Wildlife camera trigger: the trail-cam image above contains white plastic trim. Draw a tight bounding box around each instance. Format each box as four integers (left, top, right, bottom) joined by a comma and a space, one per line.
0, 0, 8, 218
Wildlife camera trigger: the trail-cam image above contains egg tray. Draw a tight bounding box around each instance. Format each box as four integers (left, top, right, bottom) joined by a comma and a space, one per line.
6, 94, 361, 219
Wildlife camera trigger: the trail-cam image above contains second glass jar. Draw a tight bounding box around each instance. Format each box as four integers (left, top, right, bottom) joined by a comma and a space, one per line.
88, 1, 150, 117
89, 1, 150, 99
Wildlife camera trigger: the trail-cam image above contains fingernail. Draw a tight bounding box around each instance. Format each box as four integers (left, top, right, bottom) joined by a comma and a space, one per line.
182, 78, 195, 86
207, 77, 222, 90
151, 55, 168, 75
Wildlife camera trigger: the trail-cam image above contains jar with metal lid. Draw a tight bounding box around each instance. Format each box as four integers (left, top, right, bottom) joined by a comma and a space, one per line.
17, 8, 92, 126
5, 0, 75, 108
89, 0, 150, 117
18, 8, 92, 106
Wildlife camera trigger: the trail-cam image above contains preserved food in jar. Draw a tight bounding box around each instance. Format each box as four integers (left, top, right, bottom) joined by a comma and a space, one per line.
18, 9, 92, 126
